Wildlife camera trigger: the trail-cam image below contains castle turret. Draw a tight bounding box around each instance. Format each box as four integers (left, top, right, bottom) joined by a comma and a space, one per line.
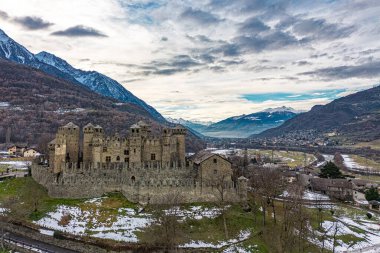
91, 125, 104, 164
129, 124, 142, 167
60, 122, 80, 163
161, 128, 172, 166
83, 123, 95, 163
172, 125, 187, 166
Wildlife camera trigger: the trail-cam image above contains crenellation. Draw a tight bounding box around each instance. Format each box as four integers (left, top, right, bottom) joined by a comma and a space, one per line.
32, 121, 248, 203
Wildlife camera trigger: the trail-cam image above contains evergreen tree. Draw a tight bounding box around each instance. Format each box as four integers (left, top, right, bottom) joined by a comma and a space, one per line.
320, 161, 344, 179
365, 187, 380, 201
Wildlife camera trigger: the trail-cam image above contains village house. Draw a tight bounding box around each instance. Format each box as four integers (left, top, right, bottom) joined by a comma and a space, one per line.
7, 145, 27, 156
309, 178, 353, 201
23, 148, 40, 158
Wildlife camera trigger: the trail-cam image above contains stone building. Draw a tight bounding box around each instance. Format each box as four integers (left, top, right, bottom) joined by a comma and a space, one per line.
33, 121, 247, 203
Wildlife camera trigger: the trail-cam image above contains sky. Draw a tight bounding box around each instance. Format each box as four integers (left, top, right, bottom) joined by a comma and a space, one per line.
1, 0, 380, 122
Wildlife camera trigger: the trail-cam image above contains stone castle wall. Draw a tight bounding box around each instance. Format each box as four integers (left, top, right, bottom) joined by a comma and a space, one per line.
32, 162, 246, 203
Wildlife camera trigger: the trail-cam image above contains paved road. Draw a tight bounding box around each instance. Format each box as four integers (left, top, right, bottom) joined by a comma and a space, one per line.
1, 230, 79, 253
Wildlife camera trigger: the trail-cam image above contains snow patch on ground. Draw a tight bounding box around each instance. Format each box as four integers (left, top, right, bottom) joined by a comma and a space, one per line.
181, 230, 251, 249
342, 155, 369, 170
281, 190, 330, 201
165, 206, 224, 220
312, 213, 380, 252
34, 205, 153, 242
0, 102, 10, 107
0, 161, 31, 170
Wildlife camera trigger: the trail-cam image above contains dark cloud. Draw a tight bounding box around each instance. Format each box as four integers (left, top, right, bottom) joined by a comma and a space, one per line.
161, 36, 168, 41
278, 17, 355, 41
233, 30, 301, 53
0, 10, 9, 19
51, 25, 107, 37
293, 60, 311, 66
301, 61, 380, 80
13, 16, 53, 30
239, 17, 270, 34
180, 8, 222, 24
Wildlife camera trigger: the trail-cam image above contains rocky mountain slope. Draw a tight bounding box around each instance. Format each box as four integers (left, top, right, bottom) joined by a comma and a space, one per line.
0, 59, 204, 152
0, 28, 164, 121
257, 86, 380, 142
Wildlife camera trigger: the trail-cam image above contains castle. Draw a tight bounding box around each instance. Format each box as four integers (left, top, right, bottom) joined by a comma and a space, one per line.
32, 121, 247, 203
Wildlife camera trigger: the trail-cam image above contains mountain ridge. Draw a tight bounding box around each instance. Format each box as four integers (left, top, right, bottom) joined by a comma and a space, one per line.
0, 28, 164, 121
256, 85, 380, 142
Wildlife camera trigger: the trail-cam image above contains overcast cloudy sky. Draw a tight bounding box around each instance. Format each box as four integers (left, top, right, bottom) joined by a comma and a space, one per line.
1, 0, 380, 121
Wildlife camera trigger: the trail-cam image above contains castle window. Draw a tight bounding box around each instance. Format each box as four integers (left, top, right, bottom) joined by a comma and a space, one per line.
214, 169, 217, 174
132, 129, 135, 133
131, 176, 135, 183
124, 149, 129, 155
103, 147, 107, 152
116, 156, 120, 161
213, 158, 217, 164
151, 153, 156, 161
106, 156, 111, 163
134, 149, 136, 153
125, 157, 129, 163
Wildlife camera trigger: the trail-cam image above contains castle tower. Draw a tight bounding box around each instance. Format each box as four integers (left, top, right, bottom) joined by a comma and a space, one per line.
129, 124, 142, 167
83, 123, 95, 164
59, 122, 80, 163
161, 127, 172, 166
91, 125, 104, 165
172, 125, 187, 166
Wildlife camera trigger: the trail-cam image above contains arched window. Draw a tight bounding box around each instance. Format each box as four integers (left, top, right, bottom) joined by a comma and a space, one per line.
116, 156, 120, 161
131, 176, 136, 183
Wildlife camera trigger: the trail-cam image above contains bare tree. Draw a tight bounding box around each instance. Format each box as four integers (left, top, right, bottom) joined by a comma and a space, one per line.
209, 174, 230, 239
141, 190, 185, 251
250, 166, 285, 225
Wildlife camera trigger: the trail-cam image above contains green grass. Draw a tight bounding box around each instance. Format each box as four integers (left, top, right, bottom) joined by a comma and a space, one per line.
248, 149, 316, 167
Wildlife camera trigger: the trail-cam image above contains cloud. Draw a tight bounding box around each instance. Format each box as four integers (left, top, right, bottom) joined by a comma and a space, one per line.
180, 7, 222, 24
0, 10, 9, 19
239, 17, 270, 34
301, 61, 380, 80
12, 16, 53, 30
233, 30, 301, 53
278, 16, 355, 41
51, 25, 107, 37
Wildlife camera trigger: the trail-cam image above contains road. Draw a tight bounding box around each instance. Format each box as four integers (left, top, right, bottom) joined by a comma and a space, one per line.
1, 229, 79, 253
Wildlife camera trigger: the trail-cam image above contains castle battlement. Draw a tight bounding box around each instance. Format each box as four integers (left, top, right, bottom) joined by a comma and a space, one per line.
32, 122, 247, 204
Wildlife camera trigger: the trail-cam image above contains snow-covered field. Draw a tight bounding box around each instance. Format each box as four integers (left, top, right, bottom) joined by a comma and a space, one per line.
342, 155, 369, 170
181, 230, 251, 249
35, 205, 153, 242
0, 160, 31, 170
34, 198, 229, 244
311, 210, 380, 252
165, 206, 224, 220
281, 190, 331, 201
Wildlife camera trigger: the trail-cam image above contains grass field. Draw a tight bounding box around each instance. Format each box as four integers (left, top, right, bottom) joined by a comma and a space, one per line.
1, 177, 378, 252
349, 155, 380, 171
248, 149, 316, 167
354, 139, 380, 150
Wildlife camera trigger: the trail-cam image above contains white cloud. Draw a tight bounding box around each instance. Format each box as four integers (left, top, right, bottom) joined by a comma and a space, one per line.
0, 0, 379, 121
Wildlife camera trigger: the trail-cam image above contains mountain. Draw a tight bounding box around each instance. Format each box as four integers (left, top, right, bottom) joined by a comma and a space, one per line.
257, 86, 380, 142
0, 28, 164, 121
200, 107, 298, 138
166, 117, 212, 133
0, 59, 205, 152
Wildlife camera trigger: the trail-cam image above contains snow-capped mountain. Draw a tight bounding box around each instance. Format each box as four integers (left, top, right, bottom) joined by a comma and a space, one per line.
0, 28, 164, 121
196, 108, 299, 138
262, 106, 305, 114
35, 51, 164, 121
